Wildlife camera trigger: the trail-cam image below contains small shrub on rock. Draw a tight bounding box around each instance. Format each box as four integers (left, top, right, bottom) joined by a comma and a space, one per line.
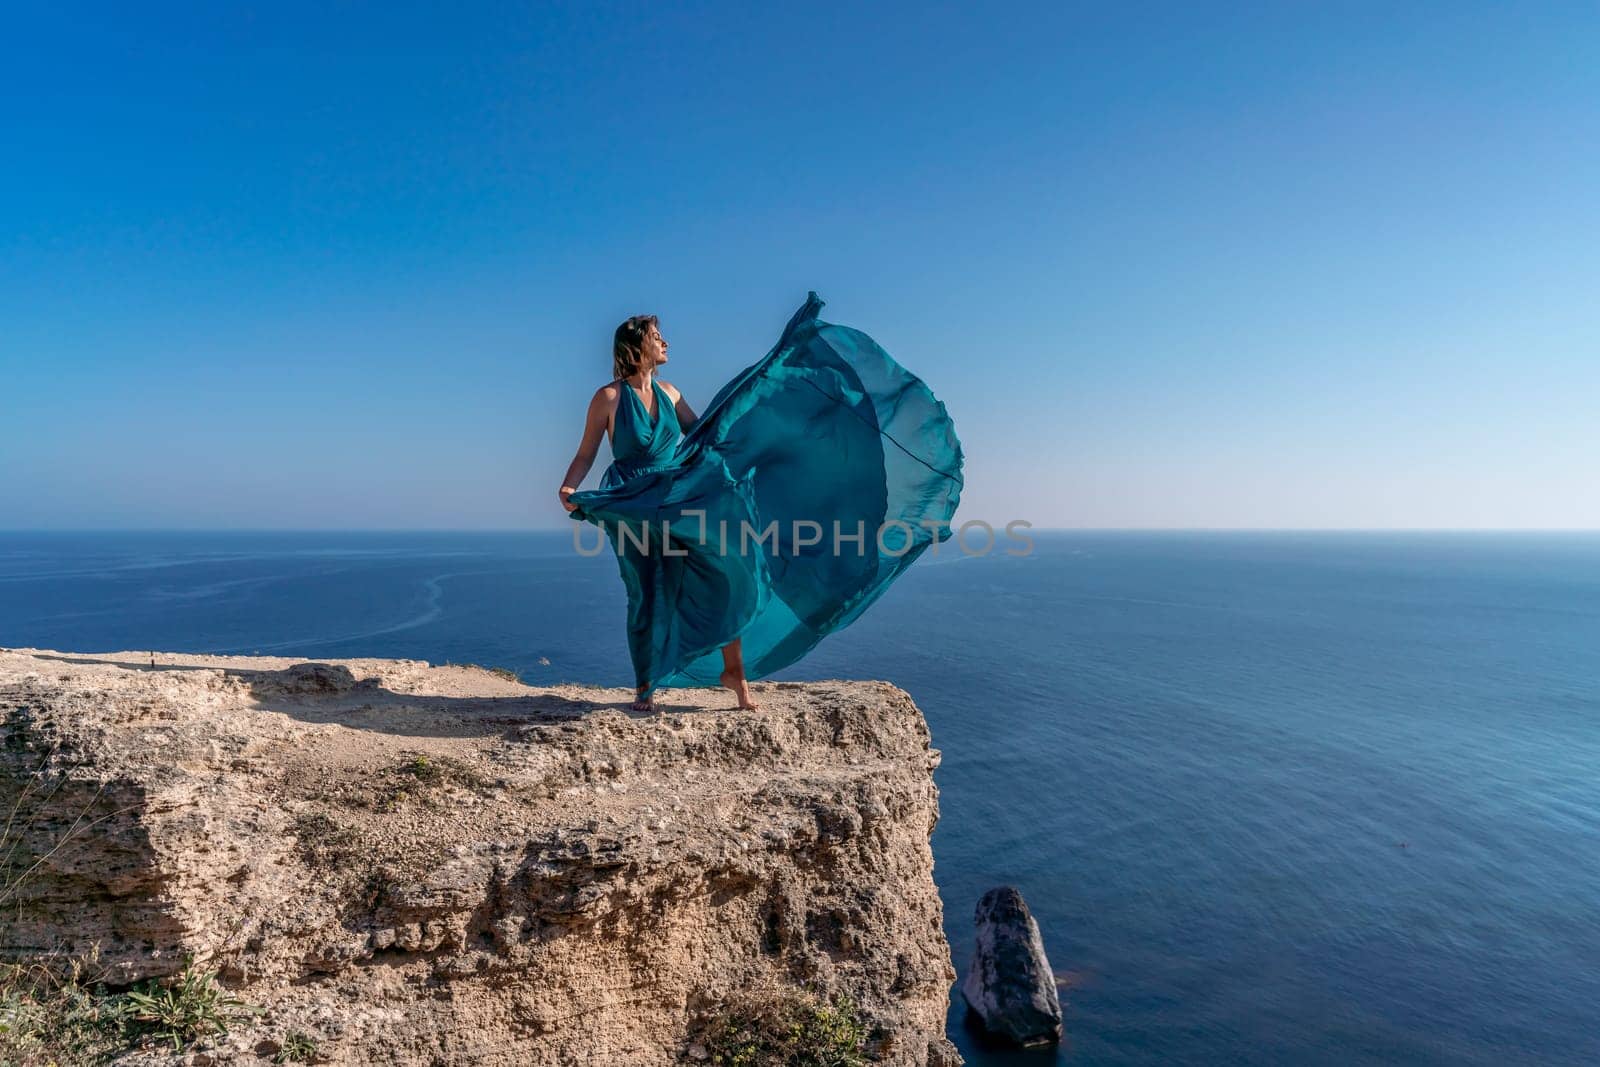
0, 957, 252, 1063
122, 962, 254, 1051
698, 985, 867, 1067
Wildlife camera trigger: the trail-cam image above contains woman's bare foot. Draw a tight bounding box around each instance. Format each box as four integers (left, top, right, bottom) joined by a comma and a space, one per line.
631, 690, 658, 714
719, 637, 757, 710
720, 668, 759, 710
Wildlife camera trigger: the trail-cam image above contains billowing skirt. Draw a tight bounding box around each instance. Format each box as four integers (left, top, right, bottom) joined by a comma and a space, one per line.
568, 292, 964, 694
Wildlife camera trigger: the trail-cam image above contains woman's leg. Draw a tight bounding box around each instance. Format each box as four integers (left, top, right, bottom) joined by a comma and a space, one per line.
719, 638, 758, 709
620, 532, 658, 713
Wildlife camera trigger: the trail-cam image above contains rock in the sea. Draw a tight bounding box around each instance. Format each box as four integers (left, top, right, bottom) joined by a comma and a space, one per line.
961, 886, 1062, 1047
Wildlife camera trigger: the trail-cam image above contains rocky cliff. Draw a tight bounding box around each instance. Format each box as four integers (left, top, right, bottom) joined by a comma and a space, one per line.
0, 648, 959, 1066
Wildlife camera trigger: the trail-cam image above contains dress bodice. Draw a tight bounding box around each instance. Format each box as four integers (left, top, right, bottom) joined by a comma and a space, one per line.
606, 377, 682, 485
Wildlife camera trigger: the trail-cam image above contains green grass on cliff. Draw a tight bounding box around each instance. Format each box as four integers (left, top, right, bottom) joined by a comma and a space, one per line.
0, 958, 253, 1066
698, 985, 869, 1067
0, 956, 131, 1066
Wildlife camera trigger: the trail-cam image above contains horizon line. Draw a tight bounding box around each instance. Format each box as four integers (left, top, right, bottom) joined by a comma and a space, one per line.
4, 527, 1600, 536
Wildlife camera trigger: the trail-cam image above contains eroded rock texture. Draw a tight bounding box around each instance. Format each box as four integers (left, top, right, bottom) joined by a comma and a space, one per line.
960, 886, 1061, 1047
0, 648, 959, 1065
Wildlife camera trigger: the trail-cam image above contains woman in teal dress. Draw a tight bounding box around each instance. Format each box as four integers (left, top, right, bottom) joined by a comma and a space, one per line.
558, 293, 963, 713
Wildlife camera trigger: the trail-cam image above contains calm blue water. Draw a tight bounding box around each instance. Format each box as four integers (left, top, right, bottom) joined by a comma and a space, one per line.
3, 531, 1598, 1065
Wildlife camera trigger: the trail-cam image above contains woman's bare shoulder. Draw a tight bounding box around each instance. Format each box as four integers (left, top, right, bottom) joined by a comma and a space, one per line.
592, 381, 622, 403
656, 379, 681, 401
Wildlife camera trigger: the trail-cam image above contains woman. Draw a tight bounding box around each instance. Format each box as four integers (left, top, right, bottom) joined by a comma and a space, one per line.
559, 313, 759, 711
559, 293, 964, 714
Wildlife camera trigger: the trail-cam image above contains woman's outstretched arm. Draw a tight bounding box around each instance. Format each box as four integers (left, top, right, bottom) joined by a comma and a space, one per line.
558, 385, 616, 511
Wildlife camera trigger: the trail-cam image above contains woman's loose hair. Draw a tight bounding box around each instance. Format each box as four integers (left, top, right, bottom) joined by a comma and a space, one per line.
613, 314, 658, 380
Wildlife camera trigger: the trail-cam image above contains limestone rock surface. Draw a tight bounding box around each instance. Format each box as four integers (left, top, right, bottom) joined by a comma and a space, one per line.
0, 648, 960, 1066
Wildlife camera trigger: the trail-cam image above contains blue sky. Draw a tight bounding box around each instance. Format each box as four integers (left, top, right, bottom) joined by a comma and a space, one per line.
3, 2, 1596, 529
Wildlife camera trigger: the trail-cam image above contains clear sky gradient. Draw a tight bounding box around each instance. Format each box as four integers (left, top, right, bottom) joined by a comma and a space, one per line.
3, 2, 1597, 529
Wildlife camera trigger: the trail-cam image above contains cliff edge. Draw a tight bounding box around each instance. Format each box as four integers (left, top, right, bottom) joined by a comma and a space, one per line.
0, 648, 960, 1066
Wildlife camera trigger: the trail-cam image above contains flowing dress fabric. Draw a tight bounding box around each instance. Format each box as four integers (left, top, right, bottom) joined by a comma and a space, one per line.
570, 292, 964, 695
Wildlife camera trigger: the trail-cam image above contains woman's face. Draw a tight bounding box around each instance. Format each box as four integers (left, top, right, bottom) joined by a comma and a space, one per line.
642, 322, 669, 367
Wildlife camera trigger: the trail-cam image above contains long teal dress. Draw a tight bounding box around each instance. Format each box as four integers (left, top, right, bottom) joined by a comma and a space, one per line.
569, 292, 964, 696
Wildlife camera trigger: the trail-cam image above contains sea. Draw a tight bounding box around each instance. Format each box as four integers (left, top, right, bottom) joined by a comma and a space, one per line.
2, 530, 1597, 1066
